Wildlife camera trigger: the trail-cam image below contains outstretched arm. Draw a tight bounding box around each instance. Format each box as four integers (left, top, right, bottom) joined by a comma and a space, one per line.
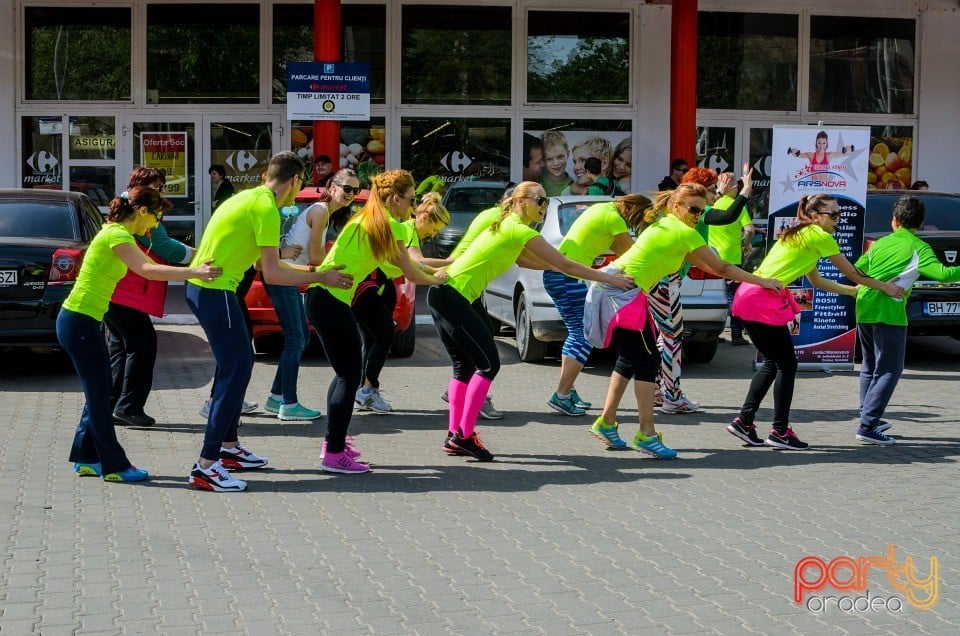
827, 253, 903, 298
114, 243, 221, 282
521, 236, 634, 289
687, 246, 783, 292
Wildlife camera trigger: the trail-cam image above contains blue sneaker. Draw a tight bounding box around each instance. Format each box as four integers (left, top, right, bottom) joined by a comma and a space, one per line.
630, 432, 678, 459
875, 420, 893, 433
589, 418, 627, 449
278, 402, 322, 421
570, 389, 592, 409
855, 426, 895, 446
103, 466, 149, 482
264, 396, 282, 414
74, 462, 101, 477
548, 392, 586, 416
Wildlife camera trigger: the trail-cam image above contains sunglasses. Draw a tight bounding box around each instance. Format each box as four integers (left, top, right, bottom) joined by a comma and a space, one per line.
821, 211, 841, 220
681, 204, 705, 217
527, 195, 548, 207
336, 183, 360, 195
147, 210, 163, 221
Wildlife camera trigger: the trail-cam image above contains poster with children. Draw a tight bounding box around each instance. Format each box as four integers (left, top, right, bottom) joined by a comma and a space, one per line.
766, 126, 871, 369
523, 129, 631, 197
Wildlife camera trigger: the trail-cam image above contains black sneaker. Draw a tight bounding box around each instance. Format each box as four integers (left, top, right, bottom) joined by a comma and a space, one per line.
113, 412, 156, 427
448, 431, 494, 462
765, 428, 809, 450
443, 432, 467, 456
726, 417, 764, 446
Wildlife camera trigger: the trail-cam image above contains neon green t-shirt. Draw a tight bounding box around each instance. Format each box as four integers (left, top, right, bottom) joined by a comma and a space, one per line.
754, 224, 840, 285
446, 213, 540, 302
62, 223, 137, 321
189, 186, 281, 291
707, 194, 752, 265
855, 228, 960, 326
313, 215, 409, 304
612, 214, 705, 292
450, 206, 502, 259
380, 219, 419, 278
558, 202, 630, 267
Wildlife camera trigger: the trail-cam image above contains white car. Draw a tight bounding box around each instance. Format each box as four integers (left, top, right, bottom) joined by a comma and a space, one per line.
482, 196, 729, 363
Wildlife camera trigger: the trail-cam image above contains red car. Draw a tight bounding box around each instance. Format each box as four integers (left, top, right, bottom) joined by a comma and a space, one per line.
244, 187, 417, 357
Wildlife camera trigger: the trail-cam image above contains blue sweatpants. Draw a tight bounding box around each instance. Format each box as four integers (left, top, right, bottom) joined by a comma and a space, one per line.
858, 323, 907, 429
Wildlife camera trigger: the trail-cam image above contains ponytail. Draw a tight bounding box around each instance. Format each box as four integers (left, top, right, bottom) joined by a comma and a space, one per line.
350, 170, 413, 262
780, 194, 836, 246
647, 183, 709, 225
107, 186, 170, 223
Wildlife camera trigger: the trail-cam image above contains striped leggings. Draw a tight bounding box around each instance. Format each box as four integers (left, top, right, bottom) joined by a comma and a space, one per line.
646, 273, 684, 401
543, 270, 592, 365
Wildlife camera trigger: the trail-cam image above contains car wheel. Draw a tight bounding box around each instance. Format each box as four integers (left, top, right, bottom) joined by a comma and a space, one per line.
390, 325, 416, 358
683, 338, 719, 363
515, 292, 548, 363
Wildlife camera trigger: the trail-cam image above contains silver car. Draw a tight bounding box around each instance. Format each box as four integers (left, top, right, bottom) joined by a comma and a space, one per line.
482, 196, 729, 363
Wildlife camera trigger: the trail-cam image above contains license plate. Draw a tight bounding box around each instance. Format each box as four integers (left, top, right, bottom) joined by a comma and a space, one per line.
0, 269, 17, 287
923, 301, 960, 316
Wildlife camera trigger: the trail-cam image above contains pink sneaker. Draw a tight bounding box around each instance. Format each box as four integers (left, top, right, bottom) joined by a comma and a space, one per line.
320, 439, 361, 460
321, 450, 370, 474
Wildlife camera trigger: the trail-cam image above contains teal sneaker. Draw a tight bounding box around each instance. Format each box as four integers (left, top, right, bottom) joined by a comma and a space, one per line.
589, 417, 627, 449
278, 402, 322, 421
631, 432, 677, 459
570, 389, 592, 409
74, 462, 101, 477
548, 392, 586, 416
264, 396, 282, 414
103, 466, 149, 482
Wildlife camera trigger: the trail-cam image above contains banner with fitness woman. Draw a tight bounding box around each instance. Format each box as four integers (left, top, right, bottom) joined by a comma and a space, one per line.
766, 126, 871, 369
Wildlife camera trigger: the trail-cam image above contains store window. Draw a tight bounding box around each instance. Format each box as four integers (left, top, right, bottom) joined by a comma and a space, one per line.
273, 4, 386, 104
146, 4, 259, 104
697, 12, 798, 111
21, 117, 63, 189
809, 16, 915, 114
400, 118, 510, 184
24, 7, 131, 101
527, 11, 630, 104
69, 116, 117, 209
290, 119, 387, 188
524, 120, 631, 195
401, 6, 511, 105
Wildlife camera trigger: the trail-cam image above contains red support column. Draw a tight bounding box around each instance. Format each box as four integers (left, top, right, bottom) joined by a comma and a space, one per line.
670, 0, 698, 168
313, 0, 341, 180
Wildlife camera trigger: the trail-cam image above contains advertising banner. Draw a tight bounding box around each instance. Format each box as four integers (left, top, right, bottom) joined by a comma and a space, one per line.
140, 132, 189, 198
523, 129, 631, 196
209, 149, 273, 191
287, 62, 371, 121
767, 126, 871, 369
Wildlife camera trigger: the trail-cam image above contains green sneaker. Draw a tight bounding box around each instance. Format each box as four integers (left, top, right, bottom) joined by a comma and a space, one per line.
548, 392, 586, 416
570, 389, 592, 409
278, 402, 322, 421
631, 431, 677, 459
590, 417, 627, 449
264, 396, 282, 414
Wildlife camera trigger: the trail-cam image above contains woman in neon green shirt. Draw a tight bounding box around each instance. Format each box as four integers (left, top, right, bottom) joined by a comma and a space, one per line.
589, 183, 782, 459
306, 170, 446, 474
428, 181, 636, 462
58, 187, 221, 483
727, 194, 903, 451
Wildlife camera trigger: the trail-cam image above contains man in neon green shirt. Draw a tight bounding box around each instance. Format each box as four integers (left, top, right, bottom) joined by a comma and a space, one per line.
854, 195, 960, 445
709, 179, 755, 345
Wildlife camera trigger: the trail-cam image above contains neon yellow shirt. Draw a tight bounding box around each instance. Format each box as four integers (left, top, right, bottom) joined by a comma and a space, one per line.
613, 214, 705, 292
62, 223, 136, 321
189, 186, 281, 291
706, 194, 752, 265
380, 219, 419, 279
754, 224, 840, 284
446, 213, 540, 302
450, 206, 502, 259
313, 215, 409, 304
558, 202, 630, 267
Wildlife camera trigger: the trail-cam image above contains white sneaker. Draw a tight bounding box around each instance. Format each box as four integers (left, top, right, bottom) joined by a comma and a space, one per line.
200, 399, 259, 419
188, 461, 247, 492
660, 395, 700, 414
356, 387, 393, 413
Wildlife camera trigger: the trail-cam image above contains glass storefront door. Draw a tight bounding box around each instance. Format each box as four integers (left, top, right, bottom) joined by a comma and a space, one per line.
207, 120, 277, 216
697, 120, 778, 218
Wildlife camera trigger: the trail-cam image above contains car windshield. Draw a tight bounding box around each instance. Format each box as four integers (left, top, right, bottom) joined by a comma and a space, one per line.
557, 202, 596, 235
0, 202, 76, 240
443, 187, 505, 231
866, 194, 960, 233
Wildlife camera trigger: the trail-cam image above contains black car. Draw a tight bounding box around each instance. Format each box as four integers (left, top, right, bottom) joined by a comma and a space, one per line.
421, 180, 508, 258
0, 189, 104, 348
865, 190, 960, 338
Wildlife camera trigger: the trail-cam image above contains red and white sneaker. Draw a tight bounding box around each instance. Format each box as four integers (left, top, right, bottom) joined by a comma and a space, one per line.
188, 461, 247, 492
219, 445, 268, 470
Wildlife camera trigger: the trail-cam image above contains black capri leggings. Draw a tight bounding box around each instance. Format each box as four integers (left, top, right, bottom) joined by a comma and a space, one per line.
427, 285, 500, 383
611, 323, 661, 383
305, 287, 362, 454
739, 320, 797, 433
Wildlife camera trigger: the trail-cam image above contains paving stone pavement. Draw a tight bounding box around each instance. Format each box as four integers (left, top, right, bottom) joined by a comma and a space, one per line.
0, 325, 958, 635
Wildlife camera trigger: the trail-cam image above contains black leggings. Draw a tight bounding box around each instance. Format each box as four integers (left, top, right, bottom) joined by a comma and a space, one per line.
427, 285, 500, 382
739, 320, 797, 433
306, 287, 362, 454
352, 279, 397, 389
611, 324, 660, 382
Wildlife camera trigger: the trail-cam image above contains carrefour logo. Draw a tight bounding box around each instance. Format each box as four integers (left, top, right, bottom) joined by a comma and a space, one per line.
26, 151, 59, 173
225, 151, 260, 173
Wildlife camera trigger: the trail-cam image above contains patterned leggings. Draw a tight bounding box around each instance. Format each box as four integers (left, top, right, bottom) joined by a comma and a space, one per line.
646, 273, 684, 401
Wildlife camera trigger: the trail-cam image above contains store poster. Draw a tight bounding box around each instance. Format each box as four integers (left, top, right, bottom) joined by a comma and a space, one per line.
767, 126, 871, 369
209, 149, 273, 192
524, 129, 631, 197
140, 132, 188, 198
